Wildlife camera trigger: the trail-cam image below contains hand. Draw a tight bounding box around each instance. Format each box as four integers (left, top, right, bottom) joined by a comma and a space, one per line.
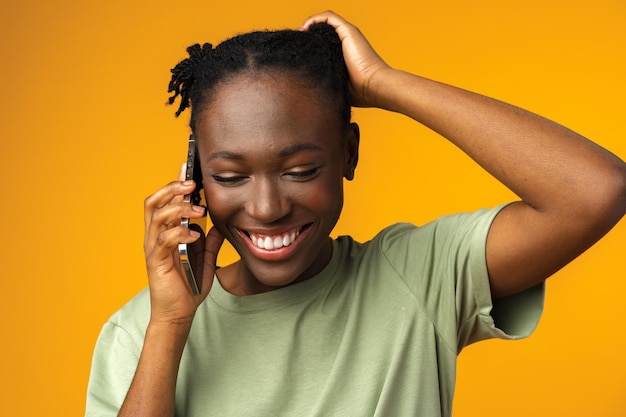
301, 10, 392, 108
143, 165, 224, 325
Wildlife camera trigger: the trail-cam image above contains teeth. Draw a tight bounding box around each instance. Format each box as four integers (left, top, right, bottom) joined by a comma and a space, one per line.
249, 229, 300, 251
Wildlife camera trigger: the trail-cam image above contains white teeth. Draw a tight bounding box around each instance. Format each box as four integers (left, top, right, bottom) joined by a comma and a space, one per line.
248, 229, 301, 251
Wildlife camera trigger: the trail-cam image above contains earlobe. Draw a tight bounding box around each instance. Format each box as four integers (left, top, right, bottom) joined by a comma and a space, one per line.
344, 122, 360, 181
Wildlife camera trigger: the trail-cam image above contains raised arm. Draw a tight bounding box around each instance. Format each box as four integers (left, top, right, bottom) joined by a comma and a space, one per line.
303, 11, 626, 299
118, 172, 223, 416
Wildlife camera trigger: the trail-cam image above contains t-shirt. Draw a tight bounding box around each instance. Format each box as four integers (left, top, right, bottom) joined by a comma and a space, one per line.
86, 206, 544, 416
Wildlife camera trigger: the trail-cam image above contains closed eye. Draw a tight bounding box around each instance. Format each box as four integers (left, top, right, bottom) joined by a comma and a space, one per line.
212, 174, 248, 185
284, 166, 322, 180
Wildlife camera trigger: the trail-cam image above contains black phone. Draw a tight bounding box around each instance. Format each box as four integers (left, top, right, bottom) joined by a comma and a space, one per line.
178, 135, 207, 295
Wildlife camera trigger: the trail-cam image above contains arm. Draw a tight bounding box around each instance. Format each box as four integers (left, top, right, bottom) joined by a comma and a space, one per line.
303, 11, 626, 299
118, 176, 223, 416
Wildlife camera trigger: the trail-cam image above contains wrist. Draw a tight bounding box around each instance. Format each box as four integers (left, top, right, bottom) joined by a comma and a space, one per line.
365, 67, 406, 111
145, 319, 193, 353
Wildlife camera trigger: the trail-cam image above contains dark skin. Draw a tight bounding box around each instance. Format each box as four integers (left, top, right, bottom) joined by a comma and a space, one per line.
120, 12, 626, 416
301, 11, 626, 299
196, 72, 359, 296
123, 71, 358, 416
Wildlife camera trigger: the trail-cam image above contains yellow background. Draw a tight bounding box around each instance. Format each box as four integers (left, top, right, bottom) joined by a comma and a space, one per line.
1, 0, 624, 415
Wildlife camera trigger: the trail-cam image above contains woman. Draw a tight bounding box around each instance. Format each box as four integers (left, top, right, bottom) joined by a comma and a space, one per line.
86, 11, 625, 416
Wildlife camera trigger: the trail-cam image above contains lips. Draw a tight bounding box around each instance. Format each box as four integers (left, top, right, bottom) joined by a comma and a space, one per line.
237, 224, 311, 256
249, 229, 300, 250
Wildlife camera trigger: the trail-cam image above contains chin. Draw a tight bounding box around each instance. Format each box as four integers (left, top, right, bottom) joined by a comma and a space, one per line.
240, 254, 318, 288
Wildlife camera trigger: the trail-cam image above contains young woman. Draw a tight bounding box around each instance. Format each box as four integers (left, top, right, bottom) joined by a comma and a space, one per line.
86, 11, 626, 416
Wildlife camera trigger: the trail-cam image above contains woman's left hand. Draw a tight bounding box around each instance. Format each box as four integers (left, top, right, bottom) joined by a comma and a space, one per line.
301, 10, 392, 109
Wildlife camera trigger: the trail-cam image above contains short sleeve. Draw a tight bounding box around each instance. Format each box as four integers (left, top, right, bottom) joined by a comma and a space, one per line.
85, 321, 142, 416
378, 205, 545, 353
449, 206, 545, 350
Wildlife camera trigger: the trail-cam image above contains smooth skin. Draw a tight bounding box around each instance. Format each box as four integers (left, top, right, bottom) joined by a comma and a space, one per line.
119, 11, 626, 416
195, 72, 359, 296
123, 165, 224, 416
301, 11, 626, 299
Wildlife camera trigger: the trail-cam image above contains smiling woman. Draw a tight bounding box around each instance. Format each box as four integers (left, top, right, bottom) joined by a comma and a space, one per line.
85, 11, 626, 417
196, 72, 358, 294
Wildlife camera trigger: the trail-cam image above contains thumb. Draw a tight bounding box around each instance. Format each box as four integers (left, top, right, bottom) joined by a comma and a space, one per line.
199, 226, 225, 296
178, 161, 187, 181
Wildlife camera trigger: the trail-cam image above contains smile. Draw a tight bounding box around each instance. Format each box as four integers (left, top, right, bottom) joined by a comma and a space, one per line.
236, 224, 312, 257
249, 229, 300, 250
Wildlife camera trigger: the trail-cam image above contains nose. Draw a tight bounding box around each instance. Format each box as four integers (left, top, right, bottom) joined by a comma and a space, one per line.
245, 177, 291, 223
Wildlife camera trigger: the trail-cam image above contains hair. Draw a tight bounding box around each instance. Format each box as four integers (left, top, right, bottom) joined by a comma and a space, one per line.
167, 23, 351, 132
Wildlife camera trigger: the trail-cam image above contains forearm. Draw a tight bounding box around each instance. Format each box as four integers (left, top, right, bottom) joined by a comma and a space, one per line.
370, 68, 625, 297
305, 10, 625, 298
118, 321, 191, 417
372, 68, 626, 217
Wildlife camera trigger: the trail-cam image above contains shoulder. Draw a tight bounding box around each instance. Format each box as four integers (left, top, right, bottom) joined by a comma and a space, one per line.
87, 289, 150, 414
334, 205, 506, 267
108, 287, 151, 323
101, 287, 151, 348
362, 205, 508, 259
333, 205, 508, 302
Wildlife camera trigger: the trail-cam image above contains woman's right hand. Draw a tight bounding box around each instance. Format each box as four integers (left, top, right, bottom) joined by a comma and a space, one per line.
143, 169, 224, 326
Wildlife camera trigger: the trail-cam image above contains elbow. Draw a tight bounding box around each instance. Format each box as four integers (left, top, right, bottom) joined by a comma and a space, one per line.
588, 158, 626, 230
613, 162, 626, 217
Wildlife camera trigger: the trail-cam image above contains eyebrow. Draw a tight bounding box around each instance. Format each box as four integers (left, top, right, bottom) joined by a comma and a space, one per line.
208, 150, 244, 161
208, 143, 323, 161
278, 143, 324, 157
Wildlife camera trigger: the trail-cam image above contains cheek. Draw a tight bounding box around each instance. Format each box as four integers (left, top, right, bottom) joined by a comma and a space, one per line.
203, 172, 345, 226
296, 175, 345, 218
203, 184, 242, 225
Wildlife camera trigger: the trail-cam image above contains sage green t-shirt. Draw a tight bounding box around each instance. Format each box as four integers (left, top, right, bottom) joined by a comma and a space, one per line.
86, 206, 544, 416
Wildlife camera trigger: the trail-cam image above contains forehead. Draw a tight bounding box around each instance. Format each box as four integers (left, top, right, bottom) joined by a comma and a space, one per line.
195, 72, 344, 155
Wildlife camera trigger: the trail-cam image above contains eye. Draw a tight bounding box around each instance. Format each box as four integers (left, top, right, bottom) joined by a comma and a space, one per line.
284, 166, 322, 181
212, 174, 248, 185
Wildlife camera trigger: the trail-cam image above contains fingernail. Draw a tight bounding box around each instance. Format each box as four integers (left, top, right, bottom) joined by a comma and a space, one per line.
192, 205, 206, 214
182, 180, 194, 186
189, 230, 201, 238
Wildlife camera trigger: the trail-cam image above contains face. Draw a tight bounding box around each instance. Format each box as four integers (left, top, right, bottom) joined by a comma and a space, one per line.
195, 72, 359, 295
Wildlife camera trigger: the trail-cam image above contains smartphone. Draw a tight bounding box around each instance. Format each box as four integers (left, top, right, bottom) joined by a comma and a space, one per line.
178, 135, 207, 295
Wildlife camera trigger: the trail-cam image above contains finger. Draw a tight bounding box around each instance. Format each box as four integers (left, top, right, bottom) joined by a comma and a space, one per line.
145, 202, 206, 254
300, 11, 372, 63
178, 161, 186, 181
205, 226, 224, 267
169, 162, 192, 207
301, 10, 351, 37
300, 10, 337, 29
146, 224, 201, 274
199, 226, 225, 297
144, 180, 196, 232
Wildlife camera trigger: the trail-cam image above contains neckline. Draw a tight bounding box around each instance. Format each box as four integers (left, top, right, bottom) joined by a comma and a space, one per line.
208, 238, 343, 313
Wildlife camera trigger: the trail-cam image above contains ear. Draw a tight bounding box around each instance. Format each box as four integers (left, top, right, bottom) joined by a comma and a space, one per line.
343, 122, 360, 181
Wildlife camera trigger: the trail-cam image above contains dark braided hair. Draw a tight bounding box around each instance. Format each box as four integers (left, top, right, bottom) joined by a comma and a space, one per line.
167, 23, 351, 132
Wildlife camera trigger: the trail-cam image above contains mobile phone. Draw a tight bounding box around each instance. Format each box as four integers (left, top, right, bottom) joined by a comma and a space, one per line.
178, 135, 207, 295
